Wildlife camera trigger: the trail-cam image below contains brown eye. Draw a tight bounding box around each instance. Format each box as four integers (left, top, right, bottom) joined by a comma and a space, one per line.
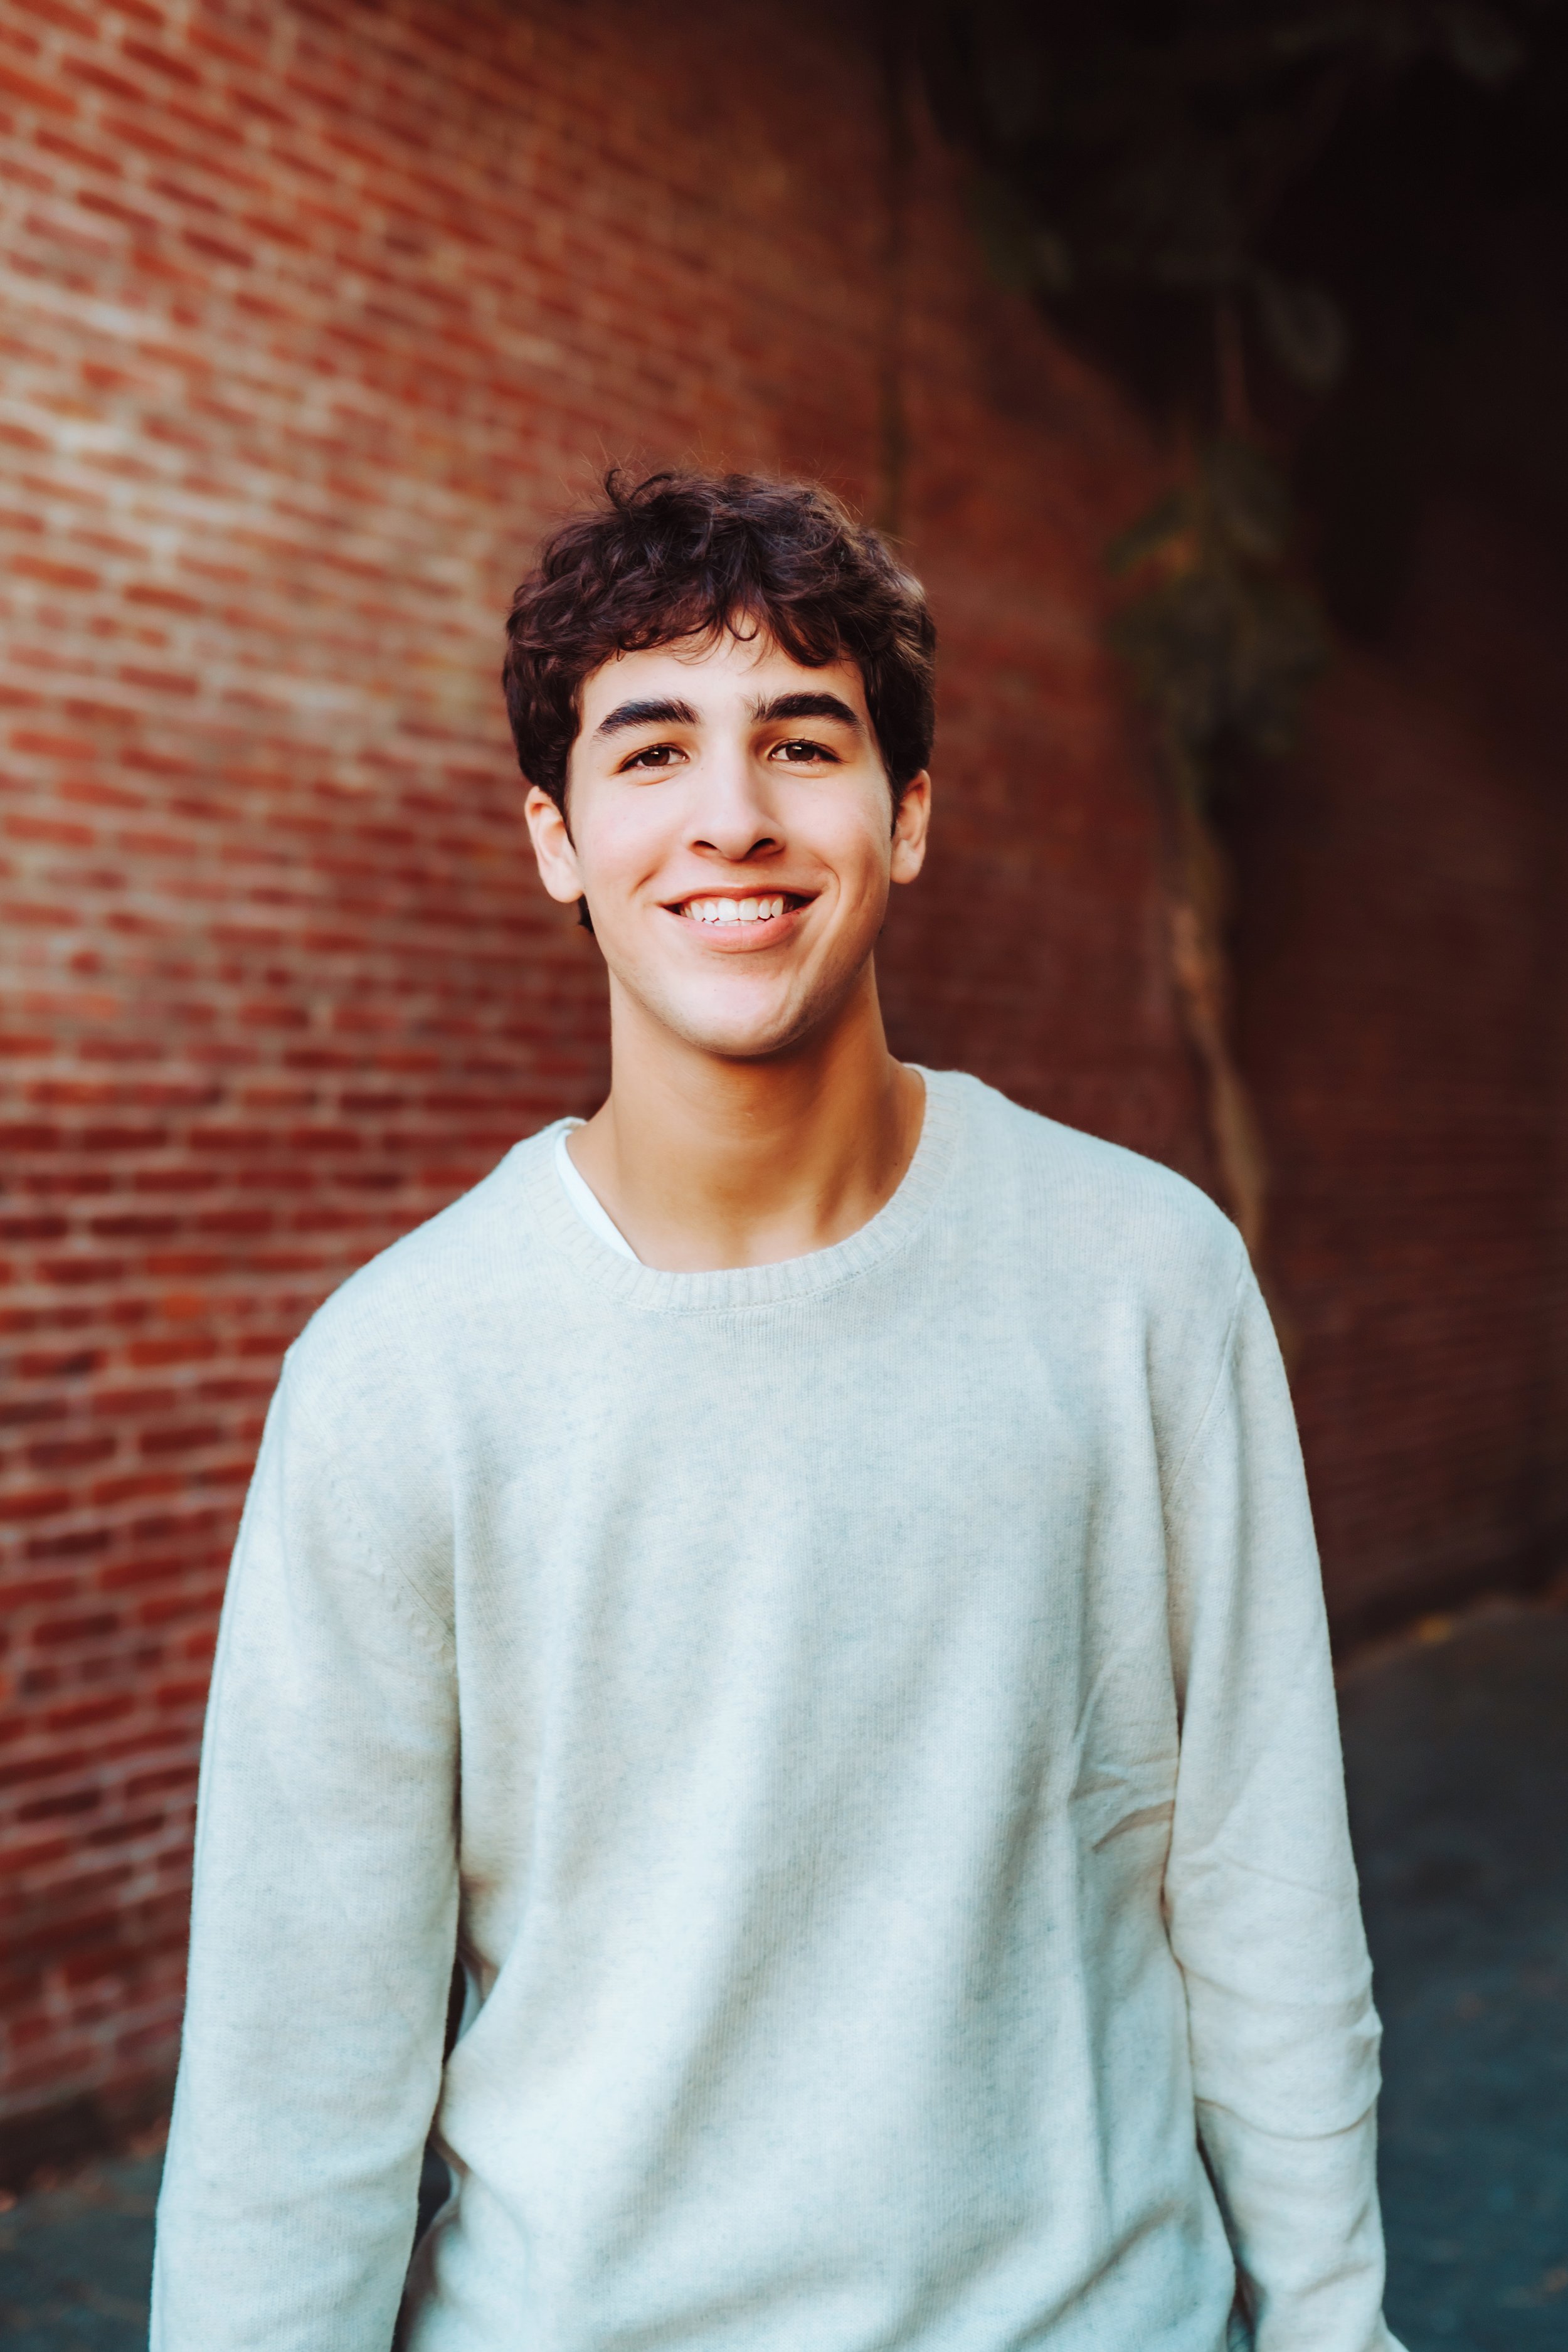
776, 738, 837, 763
623, 743, 682, 771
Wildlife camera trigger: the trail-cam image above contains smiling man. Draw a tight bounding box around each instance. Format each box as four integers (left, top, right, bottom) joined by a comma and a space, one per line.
152, 472, 1401, 2352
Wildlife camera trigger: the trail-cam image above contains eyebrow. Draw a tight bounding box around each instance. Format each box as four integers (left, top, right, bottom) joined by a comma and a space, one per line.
750, 691, 863, 731
592, 697, 698, 739
590, 689, 865, 742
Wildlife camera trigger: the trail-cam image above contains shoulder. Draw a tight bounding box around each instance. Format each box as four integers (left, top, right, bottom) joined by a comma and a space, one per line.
934, 1070, 1253, 1465
938, 1069, 1246, 1310
282, 1125, 564, 1413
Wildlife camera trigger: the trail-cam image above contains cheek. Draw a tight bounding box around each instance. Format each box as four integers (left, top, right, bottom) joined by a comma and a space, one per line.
571, 793, 677, 891
822, 803, 898, 899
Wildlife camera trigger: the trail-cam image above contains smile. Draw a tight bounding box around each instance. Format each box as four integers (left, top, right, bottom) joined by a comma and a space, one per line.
673, 894, 801, 926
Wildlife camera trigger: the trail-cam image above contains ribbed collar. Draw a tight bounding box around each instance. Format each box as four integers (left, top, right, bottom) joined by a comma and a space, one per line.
513, 1066, 965, 1315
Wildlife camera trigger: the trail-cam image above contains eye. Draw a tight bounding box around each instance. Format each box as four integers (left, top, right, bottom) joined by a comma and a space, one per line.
773, 736, 840, 765
619, 742, 686, 773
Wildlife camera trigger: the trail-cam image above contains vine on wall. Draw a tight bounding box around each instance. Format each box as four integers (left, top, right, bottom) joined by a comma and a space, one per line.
911, 0, 1549, 1279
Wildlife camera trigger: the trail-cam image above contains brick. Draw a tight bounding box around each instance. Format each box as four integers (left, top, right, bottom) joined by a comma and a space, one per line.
28, 1436, 116, 1471
0, 1401, 67, 1431
25, 1527, 111, 1561
0, 1487, 72, 1526
32, 1611, 120, 1648
14, 1787, 104, 1823
120, 41, 203, 91
0, 59, 78, 115
9, 4, 101, 38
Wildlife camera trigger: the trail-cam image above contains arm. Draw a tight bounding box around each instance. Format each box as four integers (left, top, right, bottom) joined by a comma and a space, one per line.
151, 1342, 459, 2351
1163, 1264, 1404, 2352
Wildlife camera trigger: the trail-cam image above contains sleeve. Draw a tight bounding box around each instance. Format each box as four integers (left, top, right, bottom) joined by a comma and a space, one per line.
1162, 1262, 1406, 2352
150, 1341, 460, 2352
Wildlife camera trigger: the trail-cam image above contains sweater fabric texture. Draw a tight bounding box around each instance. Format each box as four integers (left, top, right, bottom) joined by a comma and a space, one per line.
152, 1069, 1402, 2352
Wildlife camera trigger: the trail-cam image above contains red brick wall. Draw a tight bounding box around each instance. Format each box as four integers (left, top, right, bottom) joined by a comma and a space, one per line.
3, 0, 1561, 2165
0, 0, 1199, 2157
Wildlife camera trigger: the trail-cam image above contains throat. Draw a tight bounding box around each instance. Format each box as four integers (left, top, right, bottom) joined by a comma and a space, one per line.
568, 1054, 927, 1274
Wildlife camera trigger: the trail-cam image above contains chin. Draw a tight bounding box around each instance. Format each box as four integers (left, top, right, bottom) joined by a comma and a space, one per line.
674, 1009, 817, 1062
654, 978, 831, 1062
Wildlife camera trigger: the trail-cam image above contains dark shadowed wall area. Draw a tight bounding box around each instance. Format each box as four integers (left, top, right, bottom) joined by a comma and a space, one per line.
1232, 331, 1568, 1634
0, 0, 1561, 2171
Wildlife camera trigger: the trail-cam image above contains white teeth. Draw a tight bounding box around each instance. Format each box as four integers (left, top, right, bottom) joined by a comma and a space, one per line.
682, 895, 790, 923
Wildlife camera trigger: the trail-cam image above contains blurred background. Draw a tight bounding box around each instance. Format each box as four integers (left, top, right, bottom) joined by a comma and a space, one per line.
1, 2, 1566, 2343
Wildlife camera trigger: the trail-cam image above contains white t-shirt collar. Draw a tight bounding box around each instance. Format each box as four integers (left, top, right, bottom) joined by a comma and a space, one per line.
555, 1123, 640, 1261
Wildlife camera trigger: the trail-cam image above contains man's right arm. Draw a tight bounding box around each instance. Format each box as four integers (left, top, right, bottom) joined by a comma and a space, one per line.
151, 1341, 459, 2351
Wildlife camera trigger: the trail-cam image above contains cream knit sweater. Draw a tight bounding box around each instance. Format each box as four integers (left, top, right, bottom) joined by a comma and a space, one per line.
152, 1070, 1401, 2352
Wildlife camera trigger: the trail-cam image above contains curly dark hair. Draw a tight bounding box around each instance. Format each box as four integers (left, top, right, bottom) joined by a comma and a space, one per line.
502, 469, 936, 816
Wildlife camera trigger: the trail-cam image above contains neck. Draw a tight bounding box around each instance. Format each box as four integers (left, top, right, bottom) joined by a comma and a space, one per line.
569, 964, 925, 1271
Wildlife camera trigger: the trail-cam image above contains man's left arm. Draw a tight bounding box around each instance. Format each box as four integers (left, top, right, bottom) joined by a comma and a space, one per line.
1162, 1261, 1406, 2352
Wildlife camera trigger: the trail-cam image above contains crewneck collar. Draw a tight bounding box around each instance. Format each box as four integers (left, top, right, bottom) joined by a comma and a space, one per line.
516, 1066, 965, 1313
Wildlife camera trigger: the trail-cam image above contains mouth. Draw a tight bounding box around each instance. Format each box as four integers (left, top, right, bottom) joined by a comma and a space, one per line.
665, 891, 811, 931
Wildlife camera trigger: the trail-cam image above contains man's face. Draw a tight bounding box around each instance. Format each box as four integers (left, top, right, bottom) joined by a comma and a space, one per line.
524, 629, 930, 1061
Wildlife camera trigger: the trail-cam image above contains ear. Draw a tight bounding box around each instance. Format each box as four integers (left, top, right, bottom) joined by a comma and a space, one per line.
524, 785, 586, 906
890, 770, 931, 886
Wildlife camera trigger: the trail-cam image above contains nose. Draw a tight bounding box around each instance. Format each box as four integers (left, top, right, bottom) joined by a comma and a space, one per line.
687, 740, 780, 866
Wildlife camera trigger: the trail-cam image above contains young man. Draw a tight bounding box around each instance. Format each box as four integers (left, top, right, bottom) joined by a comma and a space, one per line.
152, 470, 1401, 2351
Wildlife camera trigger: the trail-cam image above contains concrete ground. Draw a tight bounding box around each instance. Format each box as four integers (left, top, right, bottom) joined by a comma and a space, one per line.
0, 2143, 162, 2351
2, 1602, 1564, 2349
1340, 1604, 1568, 2346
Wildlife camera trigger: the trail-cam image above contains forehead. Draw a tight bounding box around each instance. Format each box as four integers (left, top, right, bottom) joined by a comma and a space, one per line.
576, 630, 871, 731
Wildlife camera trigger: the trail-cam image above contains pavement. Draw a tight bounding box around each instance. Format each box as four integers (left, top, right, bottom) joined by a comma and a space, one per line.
2, 1601, 1564, 2350
0, 2143, 162, 2351
1340, 1602, 1568, 2346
